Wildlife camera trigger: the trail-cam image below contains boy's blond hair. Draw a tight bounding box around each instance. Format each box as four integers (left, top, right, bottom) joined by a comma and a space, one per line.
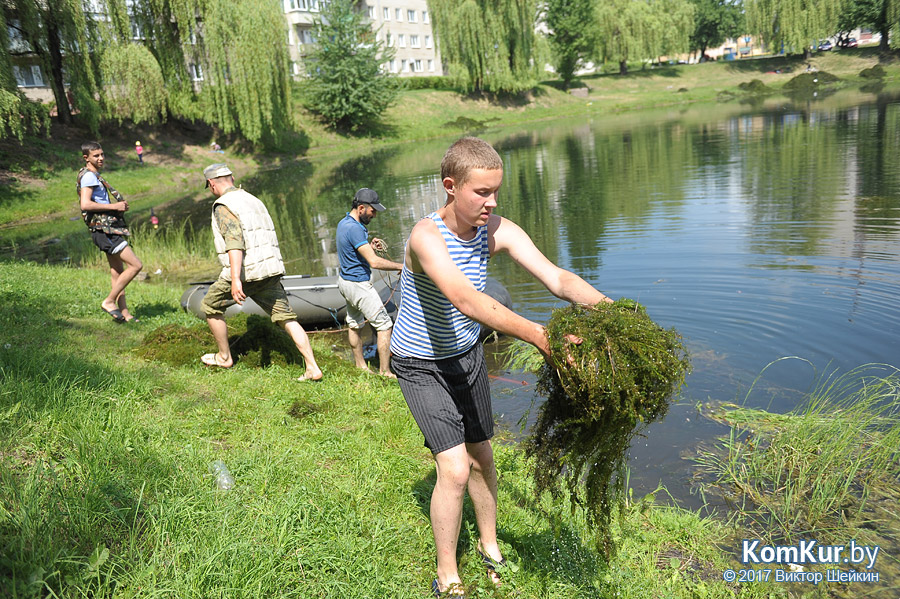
440, 137, 502, 187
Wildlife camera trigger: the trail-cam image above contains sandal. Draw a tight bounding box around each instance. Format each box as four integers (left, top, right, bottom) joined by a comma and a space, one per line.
432, 579, 467, 598
201, 353, 233, 368
477, 547, 508, 586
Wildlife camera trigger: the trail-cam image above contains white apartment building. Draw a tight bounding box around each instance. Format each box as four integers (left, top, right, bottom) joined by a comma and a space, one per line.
284, 0, 442, 78
361, 0, 442, 76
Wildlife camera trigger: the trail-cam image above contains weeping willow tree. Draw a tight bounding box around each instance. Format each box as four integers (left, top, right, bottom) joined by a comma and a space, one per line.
745, 0, 846, 56
429, 0, 542, 94
1, 0, 292, 144
0, 10, 49, 139
595, 0, 695, 74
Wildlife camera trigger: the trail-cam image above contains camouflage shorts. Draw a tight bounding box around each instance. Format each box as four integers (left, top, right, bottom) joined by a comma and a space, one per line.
200, 275, 297, 324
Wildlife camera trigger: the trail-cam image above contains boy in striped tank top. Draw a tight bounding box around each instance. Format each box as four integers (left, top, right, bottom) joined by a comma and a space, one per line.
390, 137, 613, 597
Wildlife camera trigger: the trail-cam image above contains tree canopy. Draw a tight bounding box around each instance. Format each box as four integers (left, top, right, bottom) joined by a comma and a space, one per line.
429, 0, 542, 94
595, 0, 695, 74
689, 0, 745, 57
745, 0, 845, 56
838, 0, 899, 50
1, 0, 293, 144
542, 0, 596, 89
301, 0, 398, 131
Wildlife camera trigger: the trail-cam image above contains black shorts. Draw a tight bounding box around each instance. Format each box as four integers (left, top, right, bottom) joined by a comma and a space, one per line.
91, 231, 129, 255
391, 344, 493, 454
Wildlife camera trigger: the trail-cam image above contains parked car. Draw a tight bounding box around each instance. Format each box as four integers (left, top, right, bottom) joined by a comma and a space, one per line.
838, 37, 858, 48
818, 40, 833, 51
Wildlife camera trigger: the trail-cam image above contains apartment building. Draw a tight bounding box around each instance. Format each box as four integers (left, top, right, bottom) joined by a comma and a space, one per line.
284, 0, 442, 78
361, 0, 442, 76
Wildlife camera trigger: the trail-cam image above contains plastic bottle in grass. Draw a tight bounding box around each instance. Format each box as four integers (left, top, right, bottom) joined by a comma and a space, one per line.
210, 459, 235, 490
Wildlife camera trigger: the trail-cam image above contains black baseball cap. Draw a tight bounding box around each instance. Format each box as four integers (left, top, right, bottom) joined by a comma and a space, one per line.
354, 188, 386, 211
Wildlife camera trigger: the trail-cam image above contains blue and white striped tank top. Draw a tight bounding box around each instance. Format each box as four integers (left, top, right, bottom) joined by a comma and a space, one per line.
390, 212, 489, 360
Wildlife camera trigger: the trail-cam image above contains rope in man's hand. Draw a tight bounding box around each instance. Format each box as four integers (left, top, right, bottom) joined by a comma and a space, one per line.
370, 237, 388, 255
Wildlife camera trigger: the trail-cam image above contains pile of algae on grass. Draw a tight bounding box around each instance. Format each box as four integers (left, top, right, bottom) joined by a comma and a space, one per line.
136, 314, 308, 368
510, 299, 690, 557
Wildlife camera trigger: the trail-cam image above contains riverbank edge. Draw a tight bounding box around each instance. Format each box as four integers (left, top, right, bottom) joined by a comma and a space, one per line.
0, 260, 781, 598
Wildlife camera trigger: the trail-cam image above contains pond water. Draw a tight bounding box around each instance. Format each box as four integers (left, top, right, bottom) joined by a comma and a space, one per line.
15, 87, 900, 504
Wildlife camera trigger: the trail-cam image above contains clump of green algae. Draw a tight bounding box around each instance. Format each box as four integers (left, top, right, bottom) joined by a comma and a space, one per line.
512, 299, 690, 556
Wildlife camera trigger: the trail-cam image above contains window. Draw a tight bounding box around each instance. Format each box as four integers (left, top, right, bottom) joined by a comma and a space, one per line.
390, 59, 397, 72
407, 9, 416, 22
287, 26, 293, 45
367, 5, 374, 18
410, 34, 419, 48
299, 28, 315, 44
395, 8, 402, 21
285, 0, 309, 10
423, 10, 429, 23
397, 34, 405, 47
309, 0, 319, 11
13, 65, 44, 87
425, 35, 432, 49
401, 59, 408, 72
385, 33, 392, 47
292, 61, 301, 75
190, 63, 204, 81
428, 59, 434, 72
414, 59, 422, 72
383, 7, 389, 19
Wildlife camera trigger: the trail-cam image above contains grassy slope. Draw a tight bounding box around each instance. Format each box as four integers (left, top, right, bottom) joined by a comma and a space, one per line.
0, 261, 776, 598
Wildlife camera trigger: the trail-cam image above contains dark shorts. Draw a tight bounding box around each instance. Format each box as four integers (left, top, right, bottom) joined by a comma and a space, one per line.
200, 275, 297, 325
391, 343, 493, 454
91, 231, 129, 255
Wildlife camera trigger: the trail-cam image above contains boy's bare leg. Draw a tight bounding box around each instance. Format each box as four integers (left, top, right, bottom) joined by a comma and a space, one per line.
466, 441, 504, 584
282, 320, 323, 381
431, 444, 470, 591
204, 315, 234, 367
102, 246, 142, 316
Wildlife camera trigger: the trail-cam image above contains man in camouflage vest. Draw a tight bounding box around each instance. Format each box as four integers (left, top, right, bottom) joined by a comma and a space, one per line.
199, 163, 323, 381
78, 141, 144, 323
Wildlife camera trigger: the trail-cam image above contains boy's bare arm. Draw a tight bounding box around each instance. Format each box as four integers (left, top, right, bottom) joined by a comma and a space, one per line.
490, 215, 612, 305
79, 186, 127, 212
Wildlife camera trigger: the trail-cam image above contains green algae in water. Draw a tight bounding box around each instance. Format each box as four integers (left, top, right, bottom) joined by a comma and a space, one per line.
517, 299, 690, 556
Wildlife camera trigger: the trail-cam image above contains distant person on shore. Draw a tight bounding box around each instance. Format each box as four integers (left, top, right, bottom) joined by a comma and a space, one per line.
336, 188, 403, 377
390, 137, 612, 596
78, 141, 143, 323
199, 163, 323, 381
135, 141, 143, 165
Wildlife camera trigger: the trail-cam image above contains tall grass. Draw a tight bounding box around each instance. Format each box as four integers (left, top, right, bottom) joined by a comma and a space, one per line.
696, 364, 900, 543
83, 219, 217, 277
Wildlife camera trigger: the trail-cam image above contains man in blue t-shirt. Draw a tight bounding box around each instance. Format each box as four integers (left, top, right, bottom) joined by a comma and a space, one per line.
335, 188, 403, 376
78, 141, 143, 323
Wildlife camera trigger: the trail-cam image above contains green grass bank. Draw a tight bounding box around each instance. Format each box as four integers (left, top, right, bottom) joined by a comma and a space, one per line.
0, 260, 782, 598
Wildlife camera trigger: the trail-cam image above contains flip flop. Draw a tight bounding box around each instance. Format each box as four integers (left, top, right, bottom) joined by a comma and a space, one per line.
477, 548, 508, 586
101, 306, 126, 322
124, 316, 140, 323
432, 580, 467, 598
201, 353, 232, 368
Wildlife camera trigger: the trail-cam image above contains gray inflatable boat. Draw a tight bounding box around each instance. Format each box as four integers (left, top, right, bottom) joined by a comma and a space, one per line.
180, 273, 513, 335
